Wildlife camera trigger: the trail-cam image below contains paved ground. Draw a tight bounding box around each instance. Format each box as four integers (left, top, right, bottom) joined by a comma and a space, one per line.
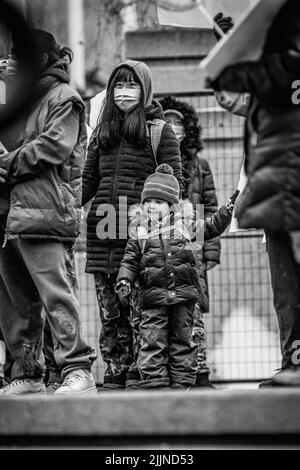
1, 387, 300, 449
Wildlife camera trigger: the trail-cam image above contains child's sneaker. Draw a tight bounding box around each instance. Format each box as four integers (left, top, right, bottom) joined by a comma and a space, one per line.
0, 378, 46, 396
54, 369, 97, 395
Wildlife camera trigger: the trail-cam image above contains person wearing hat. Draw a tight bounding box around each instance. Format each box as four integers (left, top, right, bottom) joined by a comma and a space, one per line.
82, 60, 182, 390
0, 29, 97, 396
159, 96, 221, 389
115, 164, 238, 389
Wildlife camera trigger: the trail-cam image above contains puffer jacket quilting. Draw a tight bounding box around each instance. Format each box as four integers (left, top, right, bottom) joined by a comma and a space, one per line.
117, 201, 232, 309
0, 78, 86, 242
82, 101, 182, 274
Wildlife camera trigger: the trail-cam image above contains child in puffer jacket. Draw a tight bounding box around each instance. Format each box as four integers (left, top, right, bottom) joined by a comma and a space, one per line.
115, 164, 238, 389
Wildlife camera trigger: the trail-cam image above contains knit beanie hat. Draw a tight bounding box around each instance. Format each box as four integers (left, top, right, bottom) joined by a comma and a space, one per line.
141, 164, 180, 205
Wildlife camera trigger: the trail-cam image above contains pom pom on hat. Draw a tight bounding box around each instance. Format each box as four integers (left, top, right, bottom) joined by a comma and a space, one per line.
156, 164, 173, 175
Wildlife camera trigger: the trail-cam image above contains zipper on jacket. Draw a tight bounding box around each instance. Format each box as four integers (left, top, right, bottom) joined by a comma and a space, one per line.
108, 138, 124, 274
111, 138, 124, 206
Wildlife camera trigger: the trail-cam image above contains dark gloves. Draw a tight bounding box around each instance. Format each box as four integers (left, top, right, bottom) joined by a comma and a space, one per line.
115, 279, 131, 307
213, 12, 234, 41
226, 190, 240, 215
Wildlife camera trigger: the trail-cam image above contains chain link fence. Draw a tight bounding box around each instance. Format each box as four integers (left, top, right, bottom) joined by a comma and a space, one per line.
76, 92, 281, 384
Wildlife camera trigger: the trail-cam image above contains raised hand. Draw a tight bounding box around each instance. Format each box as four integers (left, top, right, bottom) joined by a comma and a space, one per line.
226, 190, 240, 214
213, 12, 234, 41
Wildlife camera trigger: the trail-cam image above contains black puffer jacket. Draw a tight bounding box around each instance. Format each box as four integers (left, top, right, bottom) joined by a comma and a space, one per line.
117, 201, 231, 309
82, 99, 182, 274
159, 96, 220, 312
211, 0, 300, 232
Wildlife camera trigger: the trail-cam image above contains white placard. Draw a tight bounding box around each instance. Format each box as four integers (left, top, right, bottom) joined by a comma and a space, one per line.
229, 159, 247, 233
200, 0, 287, 84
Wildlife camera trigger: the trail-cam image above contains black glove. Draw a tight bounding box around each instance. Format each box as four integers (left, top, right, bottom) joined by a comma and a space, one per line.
213, 12, 234, 41
226, 190, 240, 215
115, 279, 131, 307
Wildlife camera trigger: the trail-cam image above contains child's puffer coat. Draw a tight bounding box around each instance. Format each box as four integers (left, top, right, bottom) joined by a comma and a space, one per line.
117, 200, 231, 309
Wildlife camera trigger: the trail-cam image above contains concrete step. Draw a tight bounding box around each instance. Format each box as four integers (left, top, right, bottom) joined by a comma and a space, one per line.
126, 29, 215, 61
1, 389, 300, 448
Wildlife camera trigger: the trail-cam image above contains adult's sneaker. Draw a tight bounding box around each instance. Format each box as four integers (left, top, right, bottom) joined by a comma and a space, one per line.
0, 378, 46, 396
271, 366, 300, 386
54, 369, 97, 395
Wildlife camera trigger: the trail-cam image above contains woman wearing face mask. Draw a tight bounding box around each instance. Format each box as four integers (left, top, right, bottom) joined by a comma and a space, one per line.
159, 96, 221, 389
82, 60, 182, 390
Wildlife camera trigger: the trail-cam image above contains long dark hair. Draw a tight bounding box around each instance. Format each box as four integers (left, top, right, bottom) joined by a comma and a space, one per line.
97, 67, 147, 150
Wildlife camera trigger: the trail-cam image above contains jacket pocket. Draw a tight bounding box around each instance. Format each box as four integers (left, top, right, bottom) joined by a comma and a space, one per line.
61, 183, 78, 225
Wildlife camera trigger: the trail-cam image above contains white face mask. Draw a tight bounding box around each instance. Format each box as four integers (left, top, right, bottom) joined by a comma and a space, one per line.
171, 124, 186, 143
114, 87, 141, 112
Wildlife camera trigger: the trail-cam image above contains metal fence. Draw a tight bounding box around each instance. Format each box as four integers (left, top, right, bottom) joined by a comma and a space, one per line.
76, 92, 281, 384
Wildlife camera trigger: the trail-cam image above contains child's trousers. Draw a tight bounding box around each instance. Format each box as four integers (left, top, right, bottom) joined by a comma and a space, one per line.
138, 302, 198, 388
94, 273, 140, 388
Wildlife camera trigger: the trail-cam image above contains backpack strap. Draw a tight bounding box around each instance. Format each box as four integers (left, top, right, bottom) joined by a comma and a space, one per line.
147, 118, 166, 167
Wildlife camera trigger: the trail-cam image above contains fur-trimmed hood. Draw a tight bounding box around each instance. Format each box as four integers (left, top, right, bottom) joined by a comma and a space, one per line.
159, 96, 205, 200
128, 199, 201, 245
158, 96, 204, 154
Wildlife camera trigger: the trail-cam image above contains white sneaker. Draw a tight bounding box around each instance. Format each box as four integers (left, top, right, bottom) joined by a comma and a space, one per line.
0, 378, 46, 396
54, 369, 97, 395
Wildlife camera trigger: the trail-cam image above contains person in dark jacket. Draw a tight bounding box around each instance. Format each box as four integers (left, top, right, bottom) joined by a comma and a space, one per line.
209, 0, 300, 386
82, 60, 182, 389
0, 30, 97, 396
115, 164, 238, 389
159, 96, 220, 388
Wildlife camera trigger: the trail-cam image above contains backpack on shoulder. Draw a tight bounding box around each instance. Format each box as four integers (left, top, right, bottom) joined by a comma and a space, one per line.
147, 118, 166, 167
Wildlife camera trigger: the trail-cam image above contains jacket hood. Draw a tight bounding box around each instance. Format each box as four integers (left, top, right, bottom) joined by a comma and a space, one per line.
145, 99, 165, 120
41, 58, 70, 84
108, 60, 153, 109
34, 59, 70, 103
159, 96, 204, 153
159, 96, 205, 199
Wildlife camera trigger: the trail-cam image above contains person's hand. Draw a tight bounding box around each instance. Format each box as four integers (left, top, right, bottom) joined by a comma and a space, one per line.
213, 12, 234, 41
206, 261, 218, 271
0, 167, 7, 184
226, 190, 240, 215
115, 279, 131, 307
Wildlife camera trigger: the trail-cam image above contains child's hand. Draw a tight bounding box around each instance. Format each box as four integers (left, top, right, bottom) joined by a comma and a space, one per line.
226, 190, 240, 215
115, 279, 131, 307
